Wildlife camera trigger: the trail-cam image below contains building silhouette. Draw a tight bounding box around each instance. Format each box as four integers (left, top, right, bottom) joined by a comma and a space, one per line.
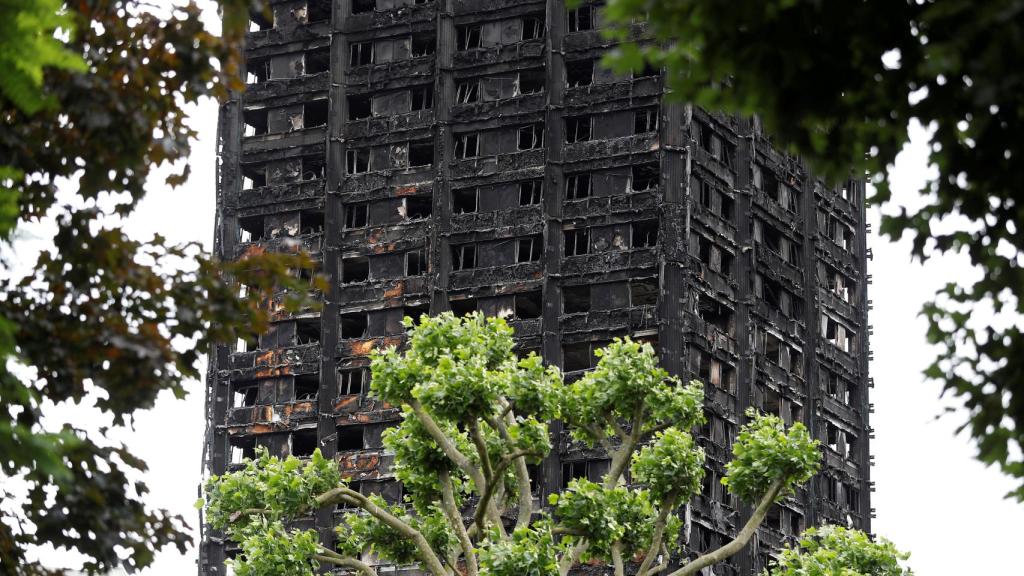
201, 0, 873, 573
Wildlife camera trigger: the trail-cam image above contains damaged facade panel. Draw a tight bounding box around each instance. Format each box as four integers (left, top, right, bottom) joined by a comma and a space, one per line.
201, 1, 872, 574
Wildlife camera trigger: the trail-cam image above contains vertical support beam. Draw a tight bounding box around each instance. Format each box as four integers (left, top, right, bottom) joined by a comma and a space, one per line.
658, 98, 686, 377
854, 177, 872, 533
433, 0, 455, 313
799, 170, 821, 529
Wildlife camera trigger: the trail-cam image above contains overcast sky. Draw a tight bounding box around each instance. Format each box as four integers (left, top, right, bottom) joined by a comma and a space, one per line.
13, 3, 1024, 573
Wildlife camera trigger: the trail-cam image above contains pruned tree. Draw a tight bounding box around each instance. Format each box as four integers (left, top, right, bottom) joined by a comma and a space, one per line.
202, 313, 839, 576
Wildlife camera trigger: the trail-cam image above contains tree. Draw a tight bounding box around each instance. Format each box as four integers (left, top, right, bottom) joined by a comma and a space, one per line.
0, 1, 318, 573
203, 313, 833, 576
592, 0, 1024, 500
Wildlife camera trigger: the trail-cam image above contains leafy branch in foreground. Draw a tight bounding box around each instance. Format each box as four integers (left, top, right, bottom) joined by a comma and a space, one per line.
202, 313, 908, 576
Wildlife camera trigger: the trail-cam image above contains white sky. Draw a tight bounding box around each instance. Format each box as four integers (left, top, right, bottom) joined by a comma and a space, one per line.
11, 3, 1024, 574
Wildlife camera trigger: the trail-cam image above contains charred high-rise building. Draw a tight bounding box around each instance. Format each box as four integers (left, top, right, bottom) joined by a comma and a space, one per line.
201, 0, 873, 573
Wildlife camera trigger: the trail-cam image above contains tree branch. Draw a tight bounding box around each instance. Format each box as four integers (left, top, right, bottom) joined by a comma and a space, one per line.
665, 478, 786, 576
313, 547, 378, 576
315, 485, 450, 576
468, 421, 494, 481
603, 403, 645, 489
611, 542, 625, 576
635, 495, 676, 576
558, 540, 589, 576
440, 470, 478, 576
487, 410, 537, 529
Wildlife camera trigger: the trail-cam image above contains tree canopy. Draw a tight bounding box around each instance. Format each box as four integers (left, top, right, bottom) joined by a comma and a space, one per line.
199, 313, 890, 576
0, 1, 317, 573
596, 0, 1024, 501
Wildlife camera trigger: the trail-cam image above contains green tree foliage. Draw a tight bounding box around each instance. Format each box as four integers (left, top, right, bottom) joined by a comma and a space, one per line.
0, 1, 320, 573
768, 526, 912, 576
202, 313, 849, 576
594, 0, 1024, 500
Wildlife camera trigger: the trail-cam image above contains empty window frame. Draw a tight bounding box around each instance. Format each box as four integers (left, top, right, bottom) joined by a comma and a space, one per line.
295, 373, 319, 401
454, 132, 480, 159
351, 0, 375, 14
346, 148, 370, 174
348, 94, 372, 120
300, 155, 326, 181
243, 108, 268, 137
342, 256, 369, 284
246, 57, 270, 84
339, 368, 365, 396
517, 123, 544, 150
633, 108, 659, 134
456, 25, 481, 50
562, 342, 601, 372
696, 121, 735, 168
821, 314, 855, 353
295, 318, 321, 344
631, 163, 659, 191
516, 69, 545, 95
231, 381, 259, 408
456, 79, 479, 103
514, 291, 542, 319
344, 203, 368, 229
563, 285, 591, 313
408, 141, 434, 167
305, 48, 330, 74
565, 115, 593, 143
307, 0, 330, 23
451, 243, 477, 271
406, 249, 427, 276
564, 228, 590, 256
411, 32, 436, 57
819, 262, 854, 302
349, 41, 373, 67
402, 196, 432, 220
337, 425, 364, 451
238, 215, 265, 243
242, 164, 267, 190
403, 303, 429, 323
697, 297, 733, 336
452, 188, 478, 214
229, 436, 257, 464
631, 220, 659, 248
304, 99, 329, 128
565, 173, 592, 200
449, 298, 477, 317
249, 8, 273, 31
516, 235, 542, 263
411, 85, 433, 110
567, 5, 594, 32
521, 15, 544, 40
565, 59, 594, 87
340, 312, 369, 339
629, 278, 658, 306
632, 62, 659, 79
519, 179, 543, 205
291, 429, 318, 458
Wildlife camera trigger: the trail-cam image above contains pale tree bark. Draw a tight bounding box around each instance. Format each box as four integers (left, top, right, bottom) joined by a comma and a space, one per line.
439, 470, 478, 576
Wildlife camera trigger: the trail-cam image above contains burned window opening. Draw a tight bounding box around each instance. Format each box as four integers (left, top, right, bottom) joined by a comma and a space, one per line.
229, 436, 257, 464
565, 116, 592, 143
518, 123, 544, 150
520, 180, 543, 205
566, 59, 594, 87
246, 58, 270, 84
304, 99, 329, 128
516, 235, 542, 263
563, 285, 591, 314
337, 426, 364, 451
344, 203, 368, 229
342, 256, 369, 284
238, 215, 265, 243
521, 16, 544, 40
340, 312, 369, 339
346, 148, 370, 174
339, 368, 365, 396
514, 291, 542, 319
351, 0, 375, 15
696, 121, 735, 168
567, 5, 594, 32
456, 79, 480, 104
402, 196, 432, 220
697, 297, 733, 336
452, 188, 478, 214
411, 85, 433, 110
241, 164, 267, 190
564, 228, 590, 256
306, 48, 330, 74
516, 69, 545, 95
243, 108, 268, 137
307, 0, 330, 23
296, 318, 321, 345
629, 278, 658, 306
349, 41, 373, 67
450, 298, 477, 317
291, 429, 318, 458
633, 62, 659, 79
411, 32, 436, 57
248, 8, 273, 32
231, 381, 258, 408
348, 94, 372, 120
633, 108, 659, 134
451, 244, 477, 271
631, 163, 659, 192
301, 155, 326, 181
456, 25, 482, 50
454, 132, 479, 158
406, 249, 427, 276
300, 210, 324, 235
565, 173, 591, 200
409, 141, 434, 167
631, 220, 659, 248
295, 373, 319, 401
